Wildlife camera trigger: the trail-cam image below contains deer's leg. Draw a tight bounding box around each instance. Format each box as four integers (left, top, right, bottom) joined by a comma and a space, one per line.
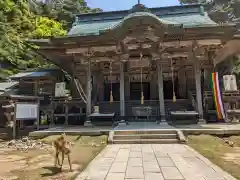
57, 152, 61, 166
67, 154, 72, 171
60, 152, 64, 171
54, 151, 59, 167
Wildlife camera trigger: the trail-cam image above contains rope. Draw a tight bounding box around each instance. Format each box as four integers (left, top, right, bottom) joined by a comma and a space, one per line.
109, 59, 113, 103
140, 53, 144, 105
74, 78, 87, 103
76, 78, 87, 100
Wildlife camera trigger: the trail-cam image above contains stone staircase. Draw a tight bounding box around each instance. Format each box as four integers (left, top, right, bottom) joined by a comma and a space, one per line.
109, 129, 186, 144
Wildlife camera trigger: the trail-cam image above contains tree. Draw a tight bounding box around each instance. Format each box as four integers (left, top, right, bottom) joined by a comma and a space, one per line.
179, 0, 240, 74
0, 0, 36, 72
0, 0, 102, 77
0, 0, 67, 76
31, 0, 102, 29
32, 16, 67, 38
179, 0, 240, 23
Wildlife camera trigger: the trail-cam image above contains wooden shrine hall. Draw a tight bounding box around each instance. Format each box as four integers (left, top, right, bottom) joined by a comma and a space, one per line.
30, 4, 238, 125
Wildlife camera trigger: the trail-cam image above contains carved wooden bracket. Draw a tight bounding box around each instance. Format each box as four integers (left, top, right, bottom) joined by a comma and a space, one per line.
120, 54, 129, 62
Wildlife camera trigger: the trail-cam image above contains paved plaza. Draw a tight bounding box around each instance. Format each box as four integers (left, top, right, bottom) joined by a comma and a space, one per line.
76, 144, 237, 180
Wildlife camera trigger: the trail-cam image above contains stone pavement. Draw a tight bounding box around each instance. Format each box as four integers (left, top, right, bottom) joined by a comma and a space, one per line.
76, 144, 237, 180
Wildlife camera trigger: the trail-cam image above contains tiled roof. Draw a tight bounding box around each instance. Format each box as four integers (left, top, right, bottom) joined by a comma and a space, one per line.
0, 81, 19, 95
68, 5, 216, 36
9, 71, 50, 79
0, 81, 18, 91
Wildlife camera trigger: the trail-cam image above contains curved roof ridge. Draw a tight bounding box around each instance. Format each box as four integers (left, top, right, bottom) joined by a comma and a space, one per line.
74, 4, 202, 17
202, 12, 217, 25
108, 11, 181, 31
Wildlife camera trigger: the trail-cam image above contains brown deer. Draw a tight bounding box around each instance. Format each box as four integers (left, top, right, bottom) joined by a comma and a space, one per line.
53, 133, 72, 171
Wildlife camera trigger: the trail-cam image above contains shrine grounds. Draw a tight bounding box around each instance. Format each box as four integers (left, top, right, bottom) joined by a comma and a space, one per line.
0, 133, 239, 180
0, 135, 107, 180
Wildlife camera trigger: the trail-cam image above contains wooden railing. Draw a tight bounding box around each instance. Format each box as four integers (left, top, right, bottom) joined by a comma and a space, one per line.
97, 100, 160, 117
96, 99, 192, 120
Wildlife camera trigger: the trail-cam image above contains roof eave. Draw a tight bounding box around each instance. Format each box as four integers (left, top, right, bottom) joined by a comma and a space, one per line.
73, 4, 203, 17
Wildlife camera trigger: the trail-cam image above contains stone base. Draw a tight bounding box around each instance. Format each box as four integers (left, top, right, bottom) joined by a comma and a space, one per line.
118, 120, 128, 126
198, 118, 206, 124
84, 121, 93, 127
156, 118, 168, 125
159, 121, 168, 125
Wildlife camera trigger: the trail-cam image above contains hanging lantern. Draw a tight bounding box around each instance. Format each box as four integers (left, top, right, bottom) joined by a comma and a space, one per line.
171, 58, 177, 103
173, 92, 176, 103
110, 90, 113, 103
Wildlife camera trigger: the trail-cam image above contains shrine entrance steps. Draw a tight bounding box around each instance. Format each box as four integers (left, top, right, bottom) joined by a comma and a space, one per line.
109, 129, 185, 144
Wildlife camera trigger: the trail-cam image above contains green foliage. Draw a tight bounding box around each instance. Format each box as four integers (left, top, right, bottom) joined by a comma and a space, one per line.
232, 56, 240, 74
180, 0, 240, 73
32, 16, 67, 38
179, 0, 212, 4
32, 0, 102, 29
179, 0, 239, 22
0, 0, 35, 71
0, 0, 101, 78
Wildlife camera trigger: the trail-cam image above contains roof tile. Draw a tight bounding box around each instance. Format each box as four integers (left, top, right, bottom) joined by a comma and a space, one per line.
68, 11, 216, 36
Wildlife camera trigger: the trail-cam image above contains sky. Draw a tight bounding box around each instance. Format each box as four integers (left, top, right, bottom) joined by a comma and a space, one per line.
86, 0, 180, 12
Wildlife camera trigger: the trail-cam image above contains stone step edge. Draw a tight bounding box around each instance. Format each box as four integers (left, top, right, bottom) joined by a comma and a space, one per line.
113, 134, 178, 140
113, 133, 177, 137
108, 130, 186, 144
111, 139, 180, 144
114, 130, 177, 135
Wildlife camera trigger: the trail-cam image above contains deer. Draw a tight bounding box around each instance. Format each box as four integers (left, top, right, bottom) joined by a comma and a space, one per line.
53, 133, 72, 171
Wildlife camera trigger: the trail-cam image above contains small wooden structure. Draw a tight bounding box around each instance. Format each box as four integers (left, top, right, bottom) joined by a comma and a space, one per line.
9, 69, 65, 96
50, 96, 85, 126
1, 95, 43, 137
222, 91, 240, 122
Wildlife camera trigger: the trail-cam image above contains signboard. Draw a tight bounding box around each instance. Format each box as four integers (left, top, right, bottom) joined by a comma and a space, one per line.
55, 82, 66, 97
129, 74, 149, 81
104, 75, 119, 81
15, 103, 39, 120
223, 75, 237, 91
94, 106, 99, 113
129, 59, 150, 68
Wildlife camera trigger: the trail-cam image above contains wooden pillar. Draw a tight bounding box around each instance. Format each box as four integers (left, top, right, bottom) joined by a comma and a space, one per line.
178, 69, 187, 98
34, 80, 38, 96
92, 73, 98, 104
98, 74, 104, 102
13, 102, 16, 139
50, 100, 55, 127
120, 62, 125, 117
37, 100, 40, 130
150, 72, 157, 100
64, 101, 68, 125
125, 72, 130, 101
157, 62, 166, 123
193, 54, 205, 123
84, 60, 92, 126
204, 68, 212, 89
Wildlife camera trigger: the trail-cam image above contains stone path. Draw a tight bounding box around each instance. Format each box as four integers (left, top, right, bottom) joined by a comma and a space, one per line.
76, 144, 237, 180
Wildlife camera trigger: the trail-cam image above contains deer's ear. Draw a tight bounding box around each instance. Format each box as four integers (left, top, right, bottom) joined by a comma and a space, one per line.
61, 133, 66, 137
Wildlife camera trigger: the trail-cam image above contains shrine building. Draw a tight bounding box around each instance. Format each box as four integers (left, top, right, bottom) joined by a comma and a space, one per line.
30, 3, 239, 125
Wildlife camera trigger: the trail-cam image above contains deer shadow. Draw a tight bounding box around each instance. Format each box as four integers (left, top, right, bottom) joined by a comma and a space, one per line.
41, 166, 62, 177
